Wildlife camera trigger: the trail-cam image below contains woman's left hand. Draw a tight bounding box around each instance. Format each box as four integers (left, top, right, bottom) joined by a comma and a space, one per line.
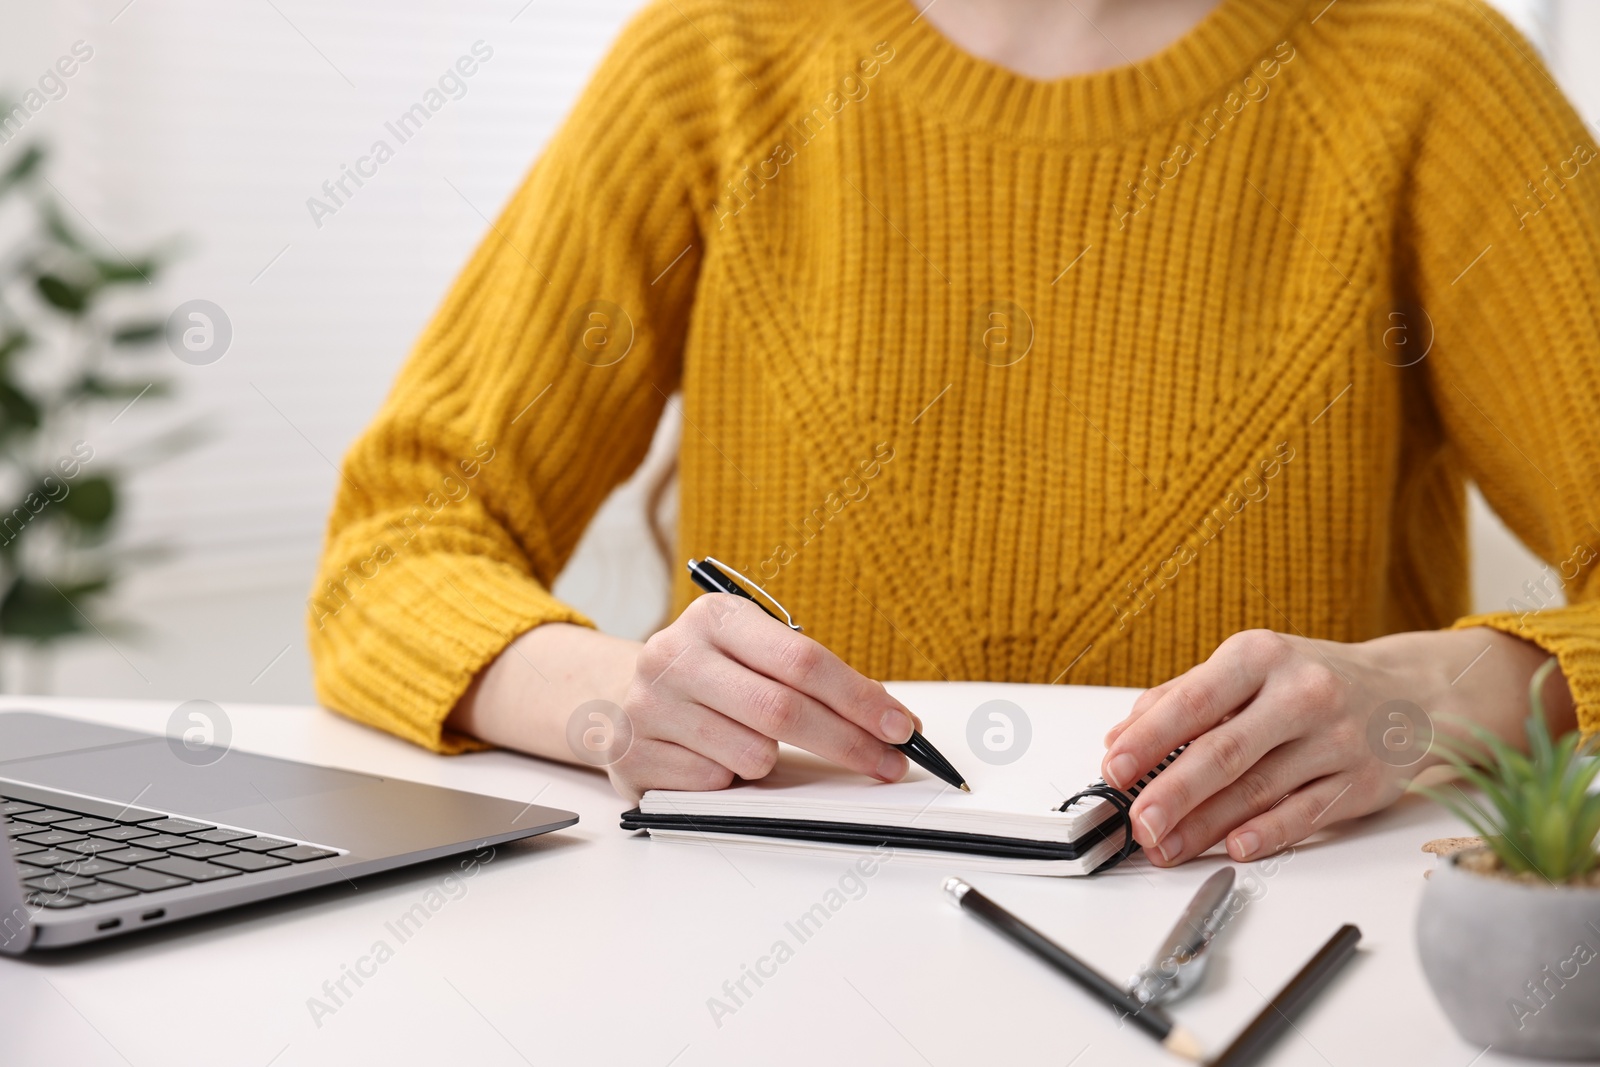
1098, 626, 1568, 866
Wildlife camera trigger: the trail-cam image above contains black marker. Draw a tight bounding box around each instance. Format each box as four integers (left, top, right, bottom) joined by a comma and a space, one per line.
1211, 924, 1362, 1067
945, 877, 1203, 1061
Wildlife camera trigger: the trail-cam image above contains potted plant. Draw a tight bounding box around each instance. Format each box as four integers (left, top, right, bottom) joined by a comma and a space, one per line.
1415, 658, 1600, 1059
0, 138, 194, 691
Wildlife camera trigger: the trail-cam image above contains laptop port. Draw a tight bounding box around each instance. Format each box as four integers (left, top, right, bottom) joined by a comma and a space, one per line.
96, 919, 121, 931
141, 909, 165, 922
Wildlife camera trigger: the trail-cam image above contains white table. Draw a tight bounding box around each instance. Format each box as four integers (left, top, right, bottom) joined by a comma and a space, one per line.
0, 684, 1506, 1067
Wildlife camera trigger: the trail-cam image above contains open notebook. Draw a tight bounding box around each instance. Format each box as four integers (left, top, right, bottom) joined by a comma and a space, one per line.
620, 687, 1182, 877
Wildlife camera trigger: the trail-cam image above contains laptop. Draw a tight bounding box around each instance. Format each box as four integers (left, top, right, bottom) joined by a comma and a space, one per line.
0, 709, 577, 953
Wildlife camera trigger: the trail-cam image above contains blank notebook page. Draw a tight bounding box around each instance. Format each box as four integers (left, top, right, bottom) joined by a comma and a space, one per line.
639, 683, 1133, 844
643, 756, 1106, 843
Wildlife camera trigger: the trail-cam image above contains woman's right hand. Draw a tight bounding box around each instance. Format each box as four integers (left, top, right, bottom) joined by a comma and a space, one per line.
607, 593, 917, 803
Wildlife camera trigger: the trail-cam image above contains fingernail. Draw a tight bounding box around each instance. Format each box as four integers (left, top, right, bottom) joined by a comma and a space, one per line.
1152, 831, 1184, 864
1106, 754, 1137, 789
1231, 830, 1261, 860
880, 709, 914, 743
1138, 804, 1168, 843
1103, 721, 1127, 746
876, 749, 909, 781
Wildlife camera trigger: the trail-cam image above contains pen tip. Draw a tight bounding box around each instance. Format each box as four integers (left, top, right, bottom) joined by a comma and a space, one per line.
1163, 1026, 1204, 1062
959, 783, 971, 793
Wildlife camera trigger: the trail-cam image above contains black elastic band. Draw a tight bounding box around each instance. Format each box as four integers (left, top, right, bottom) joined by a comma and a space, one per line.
1058, 745, 1187, 873
1059, 783, 1140, 871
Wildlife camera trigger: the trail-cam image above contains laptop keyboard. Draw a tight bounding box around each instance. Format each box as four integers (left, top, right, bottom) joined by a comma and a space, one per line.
4, 792, 343, 911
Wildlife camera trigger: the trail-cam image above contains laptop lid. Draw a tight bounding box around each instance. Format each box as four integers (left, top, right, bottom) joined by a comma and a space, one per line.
0, 841, 34, 956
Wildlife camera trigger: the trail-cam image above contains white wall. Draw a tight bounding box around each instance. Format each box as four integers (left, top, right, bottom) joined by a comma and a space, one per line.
0, 0, 1577, 706
1, 0, 672, 704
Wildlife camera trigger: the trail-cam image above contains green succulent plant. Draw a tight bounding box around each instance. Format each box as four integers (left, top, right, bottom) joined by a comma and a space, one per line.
1416, 658, 1600, 883
0, 137, 193, 682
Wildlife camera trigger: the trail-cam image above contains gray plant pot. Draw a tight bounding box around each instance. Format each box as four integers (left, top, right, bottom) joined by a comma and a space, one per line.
1417, 851, 1600, 1059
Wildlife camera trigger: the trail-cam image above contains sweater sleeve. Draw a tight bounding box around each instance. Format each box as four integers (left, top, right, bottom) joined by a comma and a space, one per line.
1403, 4, 1600, 733
308, 7, 708, 752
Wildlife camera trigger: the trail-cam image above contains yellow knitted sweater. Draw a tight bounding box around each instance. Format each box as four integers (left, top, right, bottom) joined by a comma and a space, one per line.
310, 0, 1600, 752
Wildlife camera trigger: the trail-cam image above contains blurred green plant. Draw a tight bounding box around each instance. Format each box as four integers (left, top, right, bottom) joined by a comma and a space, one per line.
1416, 658, 1600, 882
0, 140, 193, 676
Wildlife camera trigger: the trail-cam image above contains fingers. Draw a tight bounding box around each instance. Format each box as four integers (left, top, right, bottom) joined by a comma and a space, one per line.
645, 699, 780, 782
698, 596, 917, 745
1126, 700, 1301, 853
661, 653, 908, 783
1224, 773, 1358, 863
1102, 630, 1288, 789
620, 596, 914, 797
609, 738, 734, 804
1105, 679, 1176, 746
1138, 740, 1334, 865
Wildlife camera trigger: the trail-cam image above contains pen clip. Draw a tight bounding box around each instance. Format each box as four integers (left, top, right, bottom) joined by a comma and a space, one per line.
701, 556, 803, 632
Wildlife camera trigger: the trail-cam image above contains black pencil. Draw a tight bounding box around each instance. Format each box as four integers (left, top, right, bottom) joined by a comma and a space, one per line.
687, 558, 970, 791
1210, 924, 1362, 1067
944, 877, 1202, 1061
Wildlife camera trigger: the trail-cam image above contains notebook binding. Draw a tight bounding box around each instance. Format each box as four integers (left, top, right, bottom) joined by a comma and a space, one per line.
1055, 744, 1187, 873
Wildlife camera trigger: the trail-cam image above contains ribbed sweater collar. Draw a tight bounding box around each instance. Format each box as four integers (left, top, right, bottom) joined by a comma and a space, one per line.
849, 0, 1314, 145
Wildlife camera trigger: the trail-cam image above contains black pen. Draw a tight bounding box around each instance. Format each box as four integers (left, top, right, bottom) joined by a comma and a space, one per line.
1210, 924, 1361, 1067
944, 877, 1203, 1061
686, 557, 971, 792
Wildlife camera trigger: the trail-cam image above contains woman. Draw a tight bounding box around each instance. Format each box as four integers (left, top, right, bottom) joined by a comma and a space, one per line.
309, 0, 1596, 868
